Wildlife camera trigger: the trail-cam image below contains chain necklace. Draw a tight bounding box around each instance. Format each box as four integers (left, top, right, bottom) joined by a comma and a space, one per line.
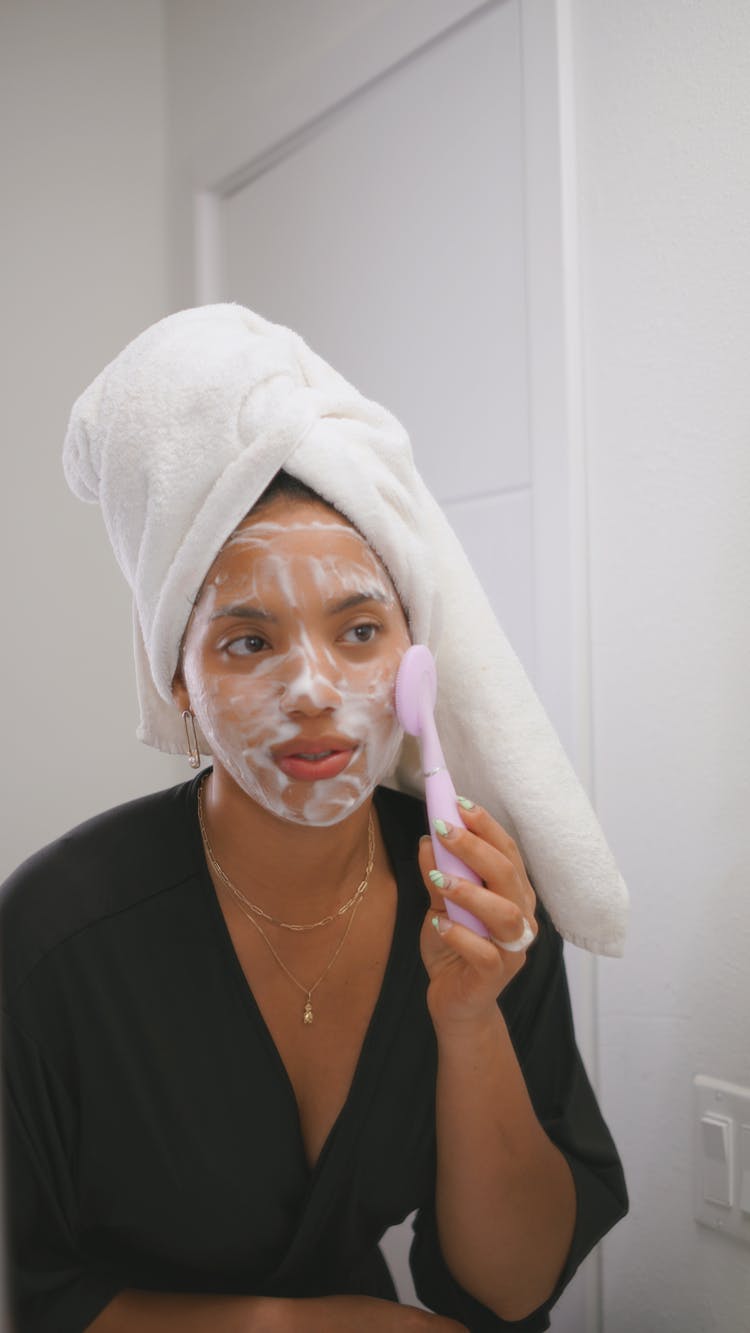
197, 775, 375, 930
197, 775, 376, 1025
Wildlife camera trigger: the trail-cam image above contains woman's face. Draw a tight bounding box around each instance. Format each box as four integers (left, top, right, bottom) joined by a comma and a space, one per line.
174, 496, 412, 826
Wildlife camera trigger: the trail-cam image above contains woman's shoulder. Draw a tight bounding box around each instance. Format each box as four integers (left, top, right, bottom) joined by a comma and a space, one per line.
0, 775, 200, 1004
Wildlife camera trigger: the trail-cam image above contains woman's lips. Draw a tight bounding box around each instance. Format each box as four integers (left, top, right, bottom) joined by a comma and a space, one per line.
275, 747, 357, 782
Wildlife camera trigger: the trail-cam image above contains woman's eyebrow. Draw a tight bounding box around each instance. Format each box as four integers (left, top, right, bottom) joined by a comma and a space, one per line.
209, 590, 389, 622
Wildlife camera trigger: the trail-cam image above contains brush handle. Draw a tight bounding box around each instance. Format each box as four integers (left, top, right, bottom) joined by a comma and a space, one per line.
423, 772, 490, 940
409, 658, 489, 938
423, 682, 492, 933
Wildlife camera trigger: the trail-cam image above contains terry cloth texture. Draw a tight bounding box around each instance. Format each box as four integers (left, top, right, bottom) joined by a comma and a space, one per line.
62, 303, 628, 956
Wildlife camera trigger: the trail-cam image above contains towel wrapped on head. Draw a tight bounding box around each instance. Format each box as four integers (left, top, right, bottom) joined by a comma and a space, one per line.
63, 303, 628, 956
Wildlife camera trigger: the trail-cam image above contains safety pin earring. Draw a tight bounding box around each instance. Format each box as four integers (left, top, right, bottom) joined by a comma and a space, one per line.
182, 709, 201, 769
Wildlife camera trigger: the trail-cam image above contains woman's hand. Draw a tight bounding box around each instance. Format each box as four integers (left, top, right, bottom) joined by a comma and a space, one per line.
273, 1294, 468, 1331
417, 801, 538, 1031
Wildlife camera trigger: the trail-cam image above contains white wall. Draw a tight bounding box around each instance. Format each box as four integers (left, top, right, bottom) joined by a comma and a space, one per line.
571, 1, 750, 1328
0, 0, 181, 883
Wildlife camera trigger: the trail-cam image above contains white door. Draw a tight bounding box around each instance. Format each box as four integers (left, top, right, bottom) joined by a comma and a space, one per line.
166, 1, 592, 1326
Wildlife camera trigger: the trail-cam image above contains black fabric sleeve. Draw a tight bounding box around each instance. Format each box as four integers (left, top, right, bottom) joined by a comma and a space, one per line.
2, 1010, 124, 1333
408, 903, 628, 1332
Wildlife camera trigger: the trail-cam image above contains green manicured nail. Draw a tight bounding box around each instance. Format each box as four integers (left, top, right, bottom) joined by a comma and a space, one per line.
428, 869, 446, 889
431, 914, 451, 935
456, 796, 475, 810
434, 818, 450, 836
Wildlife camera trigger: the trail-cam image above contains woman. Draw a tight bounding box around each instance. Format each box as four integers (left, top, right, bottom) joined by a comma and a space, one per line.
1, 306, 628, 1332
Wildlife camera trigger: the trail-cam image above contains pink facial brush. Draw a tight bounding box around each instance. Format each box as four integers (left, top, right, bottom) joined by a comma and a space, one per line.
394, 644, 489, 938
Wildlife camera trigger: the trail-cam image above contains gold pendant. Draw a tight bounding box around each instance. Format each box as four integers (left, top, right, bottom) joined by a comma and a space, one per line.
303, 998, 313, 1025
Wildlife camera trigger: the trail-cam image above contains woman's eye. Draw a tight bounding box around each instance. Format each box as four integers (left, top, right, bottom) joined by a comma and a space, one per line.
222, 623, 381, 656
224, 634, 267, 657
345, 622, 381, 645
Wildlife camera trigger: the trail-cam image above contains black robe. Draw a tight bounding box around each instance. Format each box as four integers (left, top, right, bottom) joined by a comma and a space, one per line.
1, 772, 628, 1332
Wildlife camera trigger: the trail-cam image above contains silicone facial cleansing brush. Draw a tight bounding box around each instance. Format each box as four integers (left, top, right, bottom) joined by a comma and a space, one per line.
394, 645, 489, 938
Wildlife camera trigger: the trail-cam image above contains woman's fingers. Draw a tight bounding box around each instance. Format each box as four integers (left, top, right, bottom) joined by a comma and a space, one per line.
429, 914, 511, 974
431, 871, 537, 947
419, 800, 537, 919
443, 800, 524, 871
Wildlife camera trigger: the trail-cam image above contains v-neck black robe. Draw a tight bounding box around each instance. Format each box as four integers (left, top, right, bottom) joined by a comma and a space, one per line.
1, 773, 627, 1333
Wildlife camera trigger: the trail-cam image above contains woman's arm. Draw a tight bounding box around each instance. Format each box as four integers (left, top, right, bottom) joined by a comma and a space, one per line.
416, 806, 624, 1325
433, 1006, 576, 1323
87, 1290, 469, 1332
85, 1289, 281, 1333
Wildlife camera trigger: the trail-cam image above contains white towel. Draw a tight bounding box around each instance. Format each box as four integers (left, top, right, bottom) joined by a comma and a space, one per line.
63, 303, 628, 956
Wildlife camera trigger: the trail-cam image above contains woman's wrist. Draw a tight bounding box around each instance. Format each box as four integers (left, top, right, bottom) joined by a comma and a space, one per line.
430, 998, 504, 1051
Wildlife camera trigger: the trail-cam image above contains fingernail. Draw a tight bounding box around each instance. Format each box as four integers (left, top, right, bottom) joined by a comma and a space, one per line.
456, 796, 475, 810
431, 914, 452, 935
428, 869, 455, 892
434, 819, 452, 837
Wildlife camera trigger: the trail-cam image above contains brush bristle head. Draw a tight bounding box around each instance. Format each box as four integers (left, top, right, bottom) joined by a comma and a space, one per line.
394, 644, 437, 735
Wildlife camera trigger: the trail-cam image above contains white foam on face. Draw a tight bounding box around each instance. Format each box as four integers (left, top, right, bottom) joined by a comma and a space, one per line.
181, 512, 412, 826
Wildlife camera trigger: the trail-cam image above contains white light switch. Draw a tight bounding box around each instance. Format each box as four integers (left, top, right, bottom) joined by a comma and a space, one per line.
701, 1114, 732, 1206
694, 1076, 750, 1245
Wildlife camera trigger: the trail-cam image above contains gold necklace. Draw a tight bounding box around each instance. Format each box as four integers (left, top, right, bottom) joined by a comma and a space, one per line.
197, 775, 376, 1026
197, 775, 375, 930
233, 889, 362, 1026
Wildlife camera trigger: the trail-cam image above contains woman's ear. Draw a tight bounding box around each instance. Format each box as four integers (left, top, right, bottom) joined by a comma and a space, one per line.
171, 631, 191, 713
171, 668, 189, 715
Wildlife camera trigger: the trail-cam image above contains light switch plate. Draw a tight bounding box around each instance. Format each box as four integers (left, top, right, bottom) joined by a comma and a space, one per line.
694, 1075, 750, 1245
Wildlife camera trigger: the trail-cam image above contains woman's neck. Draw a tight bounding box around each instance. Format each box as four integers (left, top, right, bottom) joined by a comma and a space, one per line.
198, 765, 380, 921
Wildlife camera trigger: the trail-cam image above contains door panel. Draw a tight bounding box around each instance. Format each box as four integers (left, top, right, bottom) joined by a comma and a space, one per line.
222, 0, 528, 505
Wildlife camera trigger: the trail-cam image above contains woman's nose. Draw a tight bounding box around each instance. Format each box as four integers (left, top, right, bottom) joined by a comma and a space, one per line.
278, 646, 343, 712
